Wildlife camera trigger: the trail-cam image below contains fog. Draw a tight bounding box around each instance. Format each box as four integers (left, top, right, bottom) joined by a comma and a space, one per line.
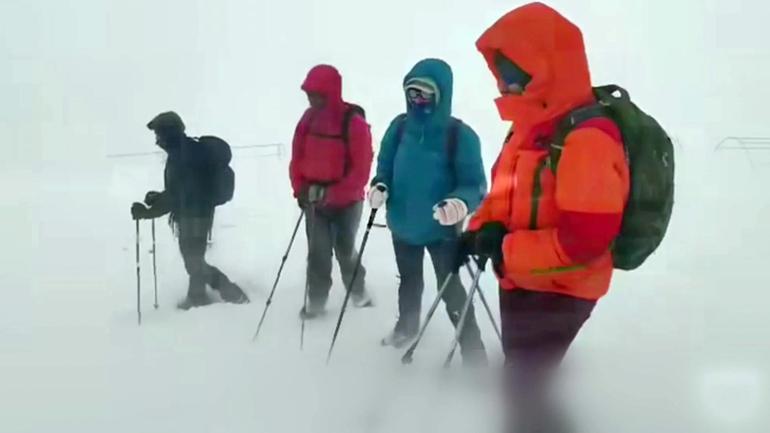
1, 1, 769, 432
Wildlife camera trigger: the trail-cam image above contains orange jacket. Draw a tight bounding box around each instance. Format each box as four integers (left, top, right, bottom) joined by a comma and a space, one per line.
471, 3, 630, 301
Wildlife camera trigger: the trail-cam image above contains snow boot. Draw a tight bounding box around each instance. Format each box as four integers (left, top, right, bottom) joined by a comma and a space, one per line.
351, 289, 374, 308
448, 309, 488, 367
460, 340, 489, 367
381, 317, 418, 348
299, 301, 327, 320
380, 329, 417, 349
177, 293, 214, 310
218, 282, 250, 304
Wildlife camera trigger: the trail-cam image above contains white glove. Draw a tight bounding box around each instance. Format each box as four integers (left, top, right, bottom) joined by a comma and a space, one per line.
432, 198, 468, 226
368, 183, 388, 209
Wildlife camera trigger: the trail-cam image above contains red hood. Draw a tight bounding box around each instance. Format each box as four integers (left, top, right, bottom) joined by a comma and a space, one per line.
301, 65, 345, 113
476, 2, 594, 127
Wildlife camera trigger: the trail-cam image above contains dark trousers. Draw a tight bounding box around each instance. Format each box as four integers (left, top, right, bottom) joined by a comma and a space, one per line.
500, 288, 596, 432
177, 215, 232, 298
391, 236, 482, 348
305, 201, 366, 305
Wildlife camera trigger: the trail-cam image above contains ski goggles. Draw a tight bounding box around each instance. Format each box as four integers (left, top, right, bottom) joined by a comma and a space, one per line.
404, 77, 440, 106
406, 87, 435, 104
494, 51, 532, 89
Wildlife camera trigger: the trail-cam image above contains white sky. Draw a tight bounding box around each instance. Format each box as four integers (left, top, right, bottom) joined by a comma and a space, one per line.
1, 3, 769, 431
1, 0, 769, 169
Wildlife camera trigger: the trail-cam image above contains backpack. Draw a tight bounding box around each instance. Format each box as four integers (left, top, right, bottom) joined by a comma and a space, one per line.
549, 85, 675, 270
393, 114, 463, 184
196, 135, 235, 206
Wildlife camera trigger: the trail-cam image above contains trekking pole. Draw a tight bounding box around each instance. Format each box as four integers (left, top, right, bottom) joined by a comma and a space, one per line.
300, 205, 316, 351
401, 272, 456, 365
326, 208, 378, 364
135, 220, 142, 326
252, 209, 305, 342
442, 258, 486, 368
151, 219, 159, 309
464, 262, 502, 343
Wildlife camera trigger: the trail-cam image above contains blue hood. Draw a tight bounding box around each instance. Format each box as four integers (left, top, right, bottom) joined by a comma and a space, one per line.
403, 59, 453, 126
372, 59, 487, 246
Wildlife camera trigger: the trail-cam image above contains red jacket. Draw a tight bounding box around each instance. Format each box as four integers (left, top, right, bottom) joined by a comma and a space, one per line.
470, 3, 630, 300
289, 65, 373, 208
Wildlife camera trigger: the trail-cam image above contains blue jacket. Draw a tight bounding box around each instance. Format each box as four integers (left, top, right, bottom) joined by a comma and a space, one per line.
373, 59, 487, 246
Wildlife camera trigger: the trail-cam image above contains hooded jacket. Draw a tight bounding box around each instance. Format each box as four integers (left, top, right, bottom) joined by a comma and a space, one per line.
289, 65, 373, 208
374, 59, 487, 245
470, 3, 630, 300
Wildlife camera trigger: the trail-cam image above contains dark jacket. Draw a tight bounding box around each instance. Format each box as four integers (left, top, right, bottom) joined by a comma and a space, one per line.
146, 136, 228, 221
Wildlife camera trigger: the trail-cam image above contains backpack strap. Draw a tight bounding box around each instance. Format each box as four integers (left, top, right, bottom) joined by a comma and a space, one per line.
341, 107, 355, 177
388, 114, 409, 174
530, 108, 610, 231
340, 106, 356, 147
394, 113, 408, 143
447, 118, 461, 165
549, 104, 610, 172
549, 85, 631, 171
392, 115, 462, 186
447, 118, 462, 187
302, 105, 362, 181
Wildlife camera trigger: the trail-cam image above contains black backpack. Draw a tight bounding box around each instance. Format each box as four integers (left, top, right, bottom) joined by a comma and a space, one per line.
393, 114, 463, 184
196, 135, 235, 206
549, 85, 675, 270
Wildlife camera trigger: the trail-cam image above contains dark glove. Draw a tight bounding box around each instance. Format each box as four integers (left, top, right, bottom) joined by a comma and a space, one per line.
297, 189, 308, 209
144, 191, 162, 206
131, 202, 150, 220
299, 184, 327, 208
474, 221, 508, 272
307, 184, 327, 205
452, 230, 477, 273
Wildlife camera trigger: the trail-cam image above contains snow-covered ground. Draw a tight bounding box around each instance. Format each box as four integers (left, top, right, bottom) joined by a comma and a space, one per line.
2, 1, 769, 432
1, 136, 768, 433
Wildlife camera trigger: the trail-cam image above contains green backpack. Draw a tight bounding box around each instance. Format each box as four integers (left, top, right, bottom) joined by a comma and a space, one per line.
549, 85, 675, 271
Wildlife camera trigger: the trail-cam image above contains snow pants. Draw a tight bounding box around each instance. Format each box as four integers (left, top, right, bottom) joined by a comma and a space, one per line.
305, 201, 366, 306
177, 215, 233, 298
500, 288, 596, 432
391, 235, 483, 350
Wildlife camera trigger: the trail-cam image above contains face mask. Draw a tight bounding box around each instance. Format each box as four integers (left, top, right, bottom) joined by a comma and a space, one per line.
405, 86, 437, 116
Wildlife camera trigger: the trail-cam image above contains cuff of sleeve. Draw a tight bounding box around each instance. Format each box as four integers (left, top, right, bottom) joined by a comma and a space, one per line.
370, 177, 386, 188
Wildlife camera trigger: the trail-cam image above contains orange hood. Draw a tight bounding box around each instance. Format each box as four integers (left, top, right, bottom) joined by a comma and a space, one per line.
476, 2, 593, 126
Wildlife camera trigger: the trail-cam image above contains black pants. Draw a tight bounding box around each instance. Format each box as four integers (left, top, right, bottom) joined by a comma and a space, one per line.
177, 215, 232, 298
305, 201, 366, 305
391, 236, 482, 348
500, 288, 596, 431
